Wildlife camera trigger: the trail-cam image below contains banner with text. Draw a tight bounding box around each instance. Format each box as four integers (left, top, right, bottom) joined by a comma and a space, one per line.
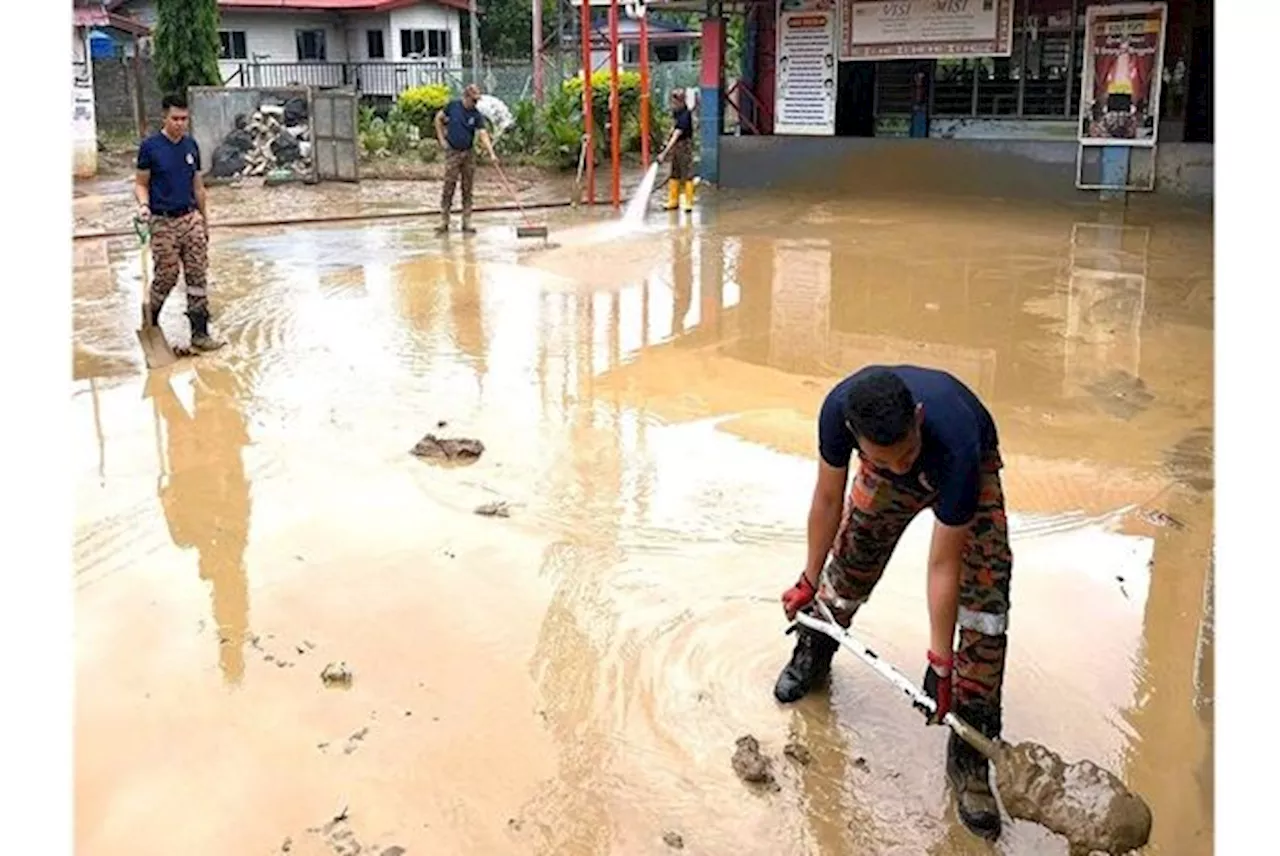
775, 0, 838, 136
840, 0, 1014, 61
1078, 2, 1167, 147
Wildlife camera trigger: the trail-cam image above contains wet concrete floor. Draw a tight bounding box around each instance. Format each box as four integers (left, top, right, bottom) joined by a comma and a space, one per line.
73, 190, 1213, 855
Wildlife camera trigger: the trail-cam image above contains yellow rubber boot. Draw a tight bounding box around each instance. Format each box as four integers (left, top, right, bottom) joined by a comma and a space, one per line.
665, 179, 680, 211
681, 180, 696, 212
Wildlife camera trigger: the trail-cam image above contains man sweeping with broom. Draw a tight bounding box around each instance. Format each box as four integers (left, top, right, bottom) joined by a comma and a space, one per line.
775, 365, 1012, 842
435, 84, 498, 235
657, 89, 696, 213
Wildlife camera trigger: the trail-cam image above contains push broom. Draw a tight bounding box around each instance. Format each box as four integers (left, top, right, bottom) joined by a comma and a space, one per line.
490, 160, 548, 240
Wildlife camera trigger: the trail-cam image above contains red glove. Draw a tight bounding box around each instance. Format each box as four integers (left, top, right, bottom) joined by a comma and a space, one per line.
782, 574, 816, 620
922, 649, 953, 725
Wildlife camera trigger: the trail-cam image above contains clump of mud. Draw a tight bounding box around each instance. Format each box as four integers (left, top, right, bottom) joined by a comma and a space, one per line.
410, 434, 484, 464
993, 740, 1152, 855
783, 739, 812, 766
731, 735, 777, 788
662, 830, 685, 849
474, 501, 511, 517
320, 662, 353, 687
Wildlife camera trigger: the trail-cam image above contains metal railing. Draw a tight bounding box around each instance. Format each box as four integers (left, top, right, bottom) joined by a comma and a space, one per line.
214, 59, 700, 108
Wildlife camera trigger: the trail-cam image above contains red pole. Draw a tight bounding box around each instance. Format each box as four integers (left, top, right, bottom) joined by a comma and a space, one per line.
639, 9, 650, 169
580, 0, 594, 205
608, 0, 621, 208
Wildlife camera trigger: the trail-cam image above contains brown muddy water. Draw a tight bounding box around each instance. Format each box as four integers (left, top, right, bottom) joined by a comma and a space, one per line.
73, 190, 1213, 856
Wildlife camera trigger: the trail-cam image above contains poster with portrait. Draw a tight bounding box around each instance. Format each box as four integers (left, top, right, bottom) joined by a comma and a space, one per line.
775, 0, 838, 136
1078, 2, 1168, 146
840, 0, 1014, 61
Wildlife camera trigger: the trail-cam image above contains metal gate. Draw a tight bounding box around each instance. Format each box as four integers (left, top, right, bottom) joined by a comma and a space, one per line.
312, 89, 359, 182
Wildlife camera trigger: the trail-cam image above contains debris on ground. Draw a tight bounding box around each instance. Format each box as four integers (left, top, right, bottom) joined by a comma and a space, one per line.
783, 740, 812, 765
662, 830, 685, 849
209, 95, 313, 181
731, 734, 777, 788
321, 662, 353, 687
474, 501, 511, 517
853, 756, 869, 771
1140, 508, 1186, 530
410, 433, 485, 464
343, 726, 370, 754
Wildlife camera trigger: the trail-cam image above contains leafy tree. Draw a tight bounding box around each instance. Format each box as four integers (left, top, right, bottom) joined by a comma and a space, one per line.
152, 0, 222, 95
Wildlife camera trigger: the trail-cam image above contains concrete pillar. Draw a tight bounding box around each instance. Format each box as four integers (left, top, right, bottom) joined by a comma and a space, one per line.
698, 17, 724, 183
72, 27, 98, 178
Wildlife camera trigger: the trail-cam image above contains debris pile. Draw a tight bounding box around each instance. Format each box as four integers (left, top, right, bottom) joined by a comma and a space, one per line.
211, 94, 313, 180
410, 433, 485, 464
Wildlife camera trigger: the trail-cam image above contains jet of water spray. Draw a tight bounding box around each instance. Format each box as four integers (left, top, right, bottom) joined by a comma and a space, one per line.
622, 163, 662, 225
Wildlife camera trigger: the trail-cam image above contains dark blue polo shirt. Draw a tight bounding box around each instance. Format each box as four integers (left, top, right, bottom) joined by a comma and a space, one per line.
673, 107, 694, 140
442, 99, 483, 151
137, 132, 201, 216
817, 365, 999, 527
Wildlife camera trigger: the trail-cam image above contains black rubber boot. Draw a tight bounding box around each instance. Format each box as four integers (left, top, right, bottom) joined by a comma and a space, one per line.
946, 701, 1003, 841
187, 309, 225, 353
773, 621, 839, 703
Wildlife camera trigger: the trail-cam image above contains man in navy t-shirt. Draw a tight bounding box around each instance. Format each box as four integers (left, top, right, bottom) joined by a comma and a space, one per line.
776, 364, 1013, 842
134, 93, 224, 352
433, 83, 497, 234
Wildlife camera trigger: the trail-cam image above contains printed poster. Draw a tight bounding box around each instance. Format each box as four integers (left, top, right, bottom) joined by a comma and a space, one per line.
840, 0, 1014, 61
1078, 2, 1168, 146
775, 0, 838, 136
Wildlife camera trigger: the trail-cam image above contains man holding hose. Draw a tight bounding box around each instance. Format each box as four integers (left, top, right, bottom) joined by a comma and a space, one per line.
435, 84, 498, 235
775, 365, 1012, 842
657, 89, 696, 212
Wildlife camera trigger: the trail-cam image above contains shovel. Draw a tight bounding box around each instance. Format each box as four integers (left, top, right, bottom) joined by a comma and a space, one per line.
793, 602, 1154, 855
133, 216, 179, 370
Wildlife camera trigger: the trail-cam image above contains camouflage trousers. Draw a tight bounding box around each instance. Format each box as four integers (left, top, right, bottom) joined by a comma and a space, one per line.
441, 147, 476, 225
818, 451, 1013, 711
150, 210, 210, 319
668, 138, 694, 181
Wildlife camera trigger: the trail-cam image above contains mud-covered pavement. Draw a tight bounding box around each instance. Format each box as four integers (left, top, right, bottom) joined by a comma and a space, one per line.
73, 190, 1213, 855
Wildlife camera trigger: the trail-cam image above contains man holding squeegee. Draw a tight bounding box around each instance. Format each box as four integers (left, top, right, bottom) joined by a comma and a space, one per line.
775, 365, 1012, 842
435, 84, 498, 235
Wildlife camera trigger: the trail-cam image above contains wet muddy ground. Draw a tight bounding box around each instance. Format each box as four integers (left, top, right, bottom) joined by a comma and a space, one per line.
73, 189, 1213, 855
73, 165, 649, 237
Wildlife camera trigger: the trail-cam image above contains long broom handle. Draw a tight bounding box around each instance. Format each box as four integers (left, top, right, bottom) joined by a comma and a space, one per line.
793, 605, 1000, 761
491, 160, 531, 225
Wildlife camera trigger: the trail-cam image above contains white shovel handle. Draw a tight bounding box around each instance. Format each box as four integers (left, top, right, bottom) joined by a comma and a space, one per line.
792, 603, 999, 760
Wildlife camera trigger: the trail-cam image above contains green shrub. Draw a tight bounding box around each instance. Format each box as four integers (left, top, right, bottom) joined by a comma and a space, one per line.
397, 83, 452, 134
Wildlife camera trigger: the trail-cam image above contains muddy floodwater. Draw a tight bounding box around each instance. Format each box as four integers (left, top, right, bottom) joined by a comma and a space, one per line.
73, 190, 1213, 855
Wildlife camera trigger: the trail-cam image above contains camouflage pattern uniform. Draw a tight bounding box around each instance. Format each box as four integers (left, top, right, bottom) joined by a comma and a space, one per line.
819, 449, 1012, 711
149, 210, 216, 346
440, 148, 476, 230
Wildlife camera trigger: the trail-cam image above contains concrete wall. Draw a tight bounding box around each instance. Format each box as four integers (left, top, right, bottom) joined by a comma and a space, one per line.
718, 136, 1213, 203
92, 56, 164, 133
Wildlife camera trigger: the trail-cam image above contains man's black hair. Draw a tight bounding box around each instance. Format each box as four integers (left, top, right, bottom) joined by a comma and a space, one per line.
843, 370, 916, 446
162, 94, 188, 112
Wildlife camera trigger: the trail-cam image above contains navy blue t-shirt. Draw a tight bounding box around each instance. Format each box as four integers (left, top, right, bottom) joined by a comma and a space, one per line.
137, 132, 201, 215
817, 365, 999, 527
442, 99, 484, 151
673, 107, 694, 140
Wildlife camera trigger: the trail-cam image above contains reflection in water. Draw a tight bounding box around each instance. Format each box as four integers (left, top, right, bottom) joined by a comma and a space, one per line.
153, 366, 252, 684
74, 196, 1213, 854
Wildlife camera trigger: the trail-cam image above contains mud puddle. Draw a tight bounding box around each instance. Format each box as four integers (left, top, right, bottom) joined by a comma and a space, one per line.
74, 193, 1212, 854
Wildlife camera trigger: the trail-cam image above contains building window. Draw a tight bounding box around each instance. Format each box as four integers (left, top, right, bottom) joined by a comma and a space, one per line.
367, 29, 385, 59
654, 44, 679, 63
218, 30, 247, 61
873, 0, 1085, 122
400, 28, 450, 59
296, 29, 327, 61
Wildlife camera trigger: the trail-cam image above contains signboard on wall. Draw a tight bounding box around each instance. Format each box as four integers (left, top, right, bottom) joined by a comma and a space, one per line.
1078, 2, 1167, 147
775, 0, 838, 136
839, 0, 1014, 61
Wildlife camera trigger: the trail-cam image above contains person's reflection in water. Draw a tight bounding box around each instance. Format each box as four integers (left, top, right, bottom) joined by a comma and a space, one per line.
447, 241, 488, 376
153, 365, 252, 684
671, 230, 693, 337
